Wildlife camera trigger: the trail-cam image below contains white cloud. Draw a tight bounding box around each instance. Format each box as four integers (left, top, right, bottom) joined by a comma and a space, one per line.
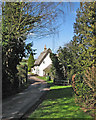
28, 33, 35, 36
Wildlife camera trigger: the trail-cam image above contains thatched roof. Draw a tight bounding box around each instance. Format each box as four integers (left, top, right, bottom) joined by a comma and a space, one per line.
34, 48, 52, 66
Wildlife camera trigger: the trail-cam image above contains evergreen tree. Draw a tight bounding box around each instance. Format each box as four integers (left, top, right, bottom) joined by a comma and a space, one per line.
71, 2, 96, 116
57, 43, 74, 82
2, 2, 64, 96
50, 53, 64, 80
72, 2, 96, 73
28, 52, 35, 72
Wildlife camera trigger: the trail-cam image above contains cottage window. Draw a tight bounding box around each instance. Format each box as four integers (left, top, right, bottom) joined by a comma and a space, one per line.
43, 61, 45, 64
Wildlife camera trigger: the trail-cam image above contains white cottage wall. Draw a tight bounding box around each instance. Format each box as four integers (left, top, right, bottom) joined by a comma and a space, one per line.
38, 53, 52, 76
31, 66, 37, 74
32, 52, 52, 76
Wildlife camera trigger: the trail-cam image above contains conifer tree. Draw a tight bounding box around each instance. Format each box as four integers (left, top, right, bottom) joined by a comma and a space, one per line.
50, 53, 64, 80
57, 44, 74, 81
71, 2, 96, 116
28, 52, 35, 72
72, 2, 96, 72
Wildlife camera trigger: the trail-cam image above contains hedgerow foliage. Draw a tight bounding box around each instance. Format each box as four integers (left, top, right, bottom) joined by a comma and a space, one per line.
17, 62, 28, 85
72, 2, 96, 72
2, 2, 62, 97
72, 66, 96, 117
71, 2, 96, 117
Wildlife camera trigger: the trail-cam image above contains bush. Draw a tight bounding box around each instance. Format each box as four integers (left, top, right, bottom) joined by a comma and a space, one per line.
72, 66, 96, 117
17, 64, 28, 86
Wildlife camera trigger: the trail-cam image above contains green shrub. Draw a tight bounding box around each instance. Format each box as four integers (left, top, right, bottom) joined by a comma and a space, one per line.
72, 66, 96, 117
17, 64, 28, 86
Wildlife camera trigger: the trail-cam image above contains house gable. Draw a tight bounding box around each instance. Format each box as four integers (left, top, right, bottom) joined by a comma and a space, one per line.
32, 47, 52, 76
34, 48, 52, 66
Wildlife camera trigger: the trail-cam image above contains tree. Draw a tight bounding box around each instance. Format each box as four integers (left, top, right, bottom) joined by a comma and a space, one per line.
50, 53, 64, 80
2, 2, 63, 95
72, 2, 96, 72
28, 52, 35, 72
71, 2, 96, 117
57, 43, 74, 82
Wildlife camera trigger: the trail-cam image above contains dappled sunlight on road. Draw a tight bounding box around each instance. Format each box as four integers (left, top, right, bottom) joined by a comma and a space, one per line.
2, 76, 48, 119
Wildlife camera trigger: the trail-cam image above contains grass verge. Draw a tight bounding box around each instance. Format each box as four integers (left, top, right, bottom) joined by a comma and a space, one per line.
28, 85, 93, 119
37, 76, 53, 84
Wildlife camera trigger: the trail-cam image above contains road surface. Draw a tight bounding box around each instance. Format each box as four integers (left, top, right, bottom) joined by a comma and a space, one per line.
2, 76, 49, 120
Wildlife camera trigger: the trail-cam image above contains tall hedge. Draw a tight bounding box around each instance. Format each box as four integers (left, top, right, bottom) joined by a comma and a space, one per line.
72, 2, 96, 117
72, 66, 96, 117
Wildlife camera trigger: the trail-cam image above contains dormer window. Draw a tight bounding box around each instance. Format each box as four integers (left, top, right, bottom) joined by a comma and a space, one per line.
43, 61, 45, 64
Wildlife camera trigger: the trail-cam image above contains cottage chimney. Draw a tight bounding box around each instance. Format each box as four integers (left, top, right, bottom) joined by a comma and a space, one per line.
44, 45, 47, 51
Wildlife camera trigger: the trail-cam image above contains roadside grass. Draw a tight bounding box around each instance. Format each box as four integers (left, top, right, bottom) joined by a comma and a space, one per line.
28, 72, 35, 76
37, 76, 53, 84
37, 76, 47, 80
28, 85, 93, 119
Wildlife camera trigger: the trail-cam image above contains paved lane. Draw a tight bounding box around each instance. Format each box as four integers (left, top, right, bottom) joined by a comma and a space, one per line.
2, 76, 49, 120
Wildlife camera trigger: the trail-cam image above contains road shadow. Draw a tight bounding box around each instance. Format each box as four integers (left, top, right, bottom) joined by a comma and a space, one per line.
46, 87, 73, 100
28, 87, 93, 119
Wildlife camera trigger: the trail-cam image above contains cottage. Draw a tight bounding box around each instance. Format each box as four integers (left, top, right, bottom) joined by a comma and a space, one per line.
32, 45, 52, 76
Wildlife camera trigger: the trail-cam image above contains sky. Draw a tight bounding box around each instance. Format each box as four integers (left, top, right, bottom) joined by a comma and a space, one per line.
26, 2, 80, 59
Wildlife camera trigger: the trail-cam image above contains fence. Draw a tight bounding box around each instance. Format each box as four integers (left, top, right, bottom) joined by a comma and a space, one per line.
53, 79, 69, 85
